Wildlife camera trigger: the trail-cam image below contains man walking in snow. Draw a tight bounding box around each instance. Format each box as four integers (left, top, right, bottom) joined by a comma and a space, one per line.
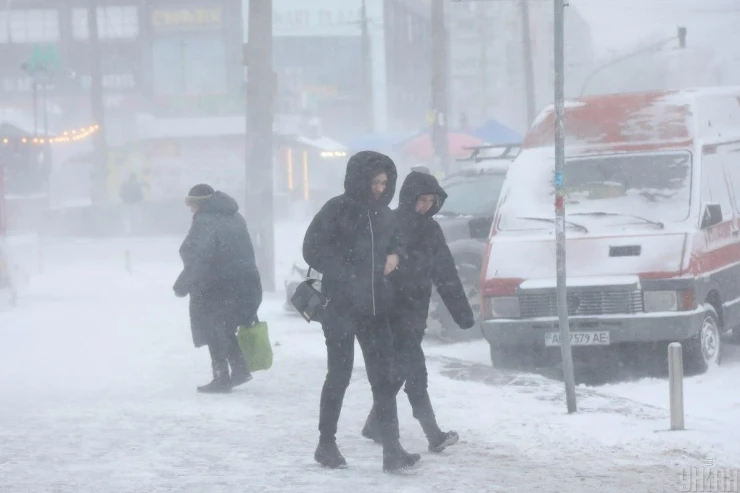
174, 184, 262, 393
302, 151, 422, 473
360, 170, 475, 452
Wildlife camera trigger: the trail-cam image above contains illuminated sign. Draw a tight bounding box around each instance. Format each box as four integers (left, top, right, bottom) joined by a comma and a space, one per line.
151, 8, 222, 30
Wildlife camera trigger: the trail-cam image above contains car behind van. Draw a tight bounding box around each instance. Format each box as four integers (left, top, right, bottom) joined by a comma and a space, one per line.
480, 88, 740, 374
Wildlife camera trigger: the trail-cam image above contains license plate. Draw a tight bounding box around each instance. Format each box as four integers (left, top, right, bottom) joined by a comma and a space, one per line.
544, 331, 610, 346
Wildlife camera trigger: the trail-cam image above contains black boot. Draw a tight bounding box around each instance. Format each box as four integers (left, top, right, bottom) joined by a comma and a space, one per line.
199, 355, 232, 394
197, 373, 233, 393
428, 430, 459, 453
382, 442, 421, 473
361, 406, 382, 444
226, 331, 252, 387
314, 440, 348, 469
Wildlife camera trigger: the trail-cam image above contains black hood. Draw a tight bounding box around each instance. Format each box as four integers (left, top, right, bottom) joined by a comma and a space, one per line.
197, 191, 239, 215
343, 150, 397, 207
398, 171, 447, 217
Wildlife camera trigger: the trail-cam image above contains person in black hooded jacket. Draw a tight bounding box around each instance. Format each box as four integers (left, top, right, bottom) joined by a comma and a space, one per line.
360, 171, 475, 452
173, 184, 263, 394
302, 151, 421, 473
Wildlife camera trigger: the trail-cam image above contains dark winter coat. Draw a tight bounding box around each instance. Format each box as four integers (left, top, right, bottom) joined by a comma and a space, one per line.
173, 191, 262, 348
302, 150, 403, 318
389, 171, 474, 330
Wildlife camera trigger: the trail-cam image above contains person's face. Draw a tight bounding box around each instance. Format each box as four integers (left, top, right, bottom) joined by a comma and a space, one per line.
371, 172, 388, 201
190, 204, 198, 215
415, 194, 436, 215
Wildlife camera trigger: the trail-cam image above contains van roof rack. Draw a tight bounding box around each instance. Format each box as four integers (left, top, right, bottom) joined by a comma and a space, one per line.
456, 142, 521, 163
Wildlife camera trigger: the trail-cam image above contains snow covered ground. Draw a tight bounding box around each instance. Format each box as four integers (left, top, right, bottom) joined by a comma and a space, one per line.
1, 233, 739, 492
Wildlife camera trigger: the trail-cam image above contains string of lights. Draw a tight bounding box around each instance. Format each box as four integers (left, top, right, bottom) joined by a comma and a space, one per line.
1, 125, 100, 146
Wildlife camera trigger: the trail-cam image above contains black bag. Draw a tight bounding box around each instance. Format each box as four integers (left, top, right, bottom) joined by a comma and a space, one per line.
290, 268, 330, 323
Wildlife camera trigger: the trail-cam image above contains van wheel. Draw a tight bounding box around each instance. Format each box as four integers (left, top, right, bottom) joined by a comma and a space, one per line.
490, 344, 518, 369
684, 305, 722, 375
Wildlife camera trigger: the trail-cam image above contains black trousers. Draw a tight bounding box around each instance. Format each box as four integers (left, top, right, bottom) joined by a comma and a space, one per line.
366, 317, 441, 440
207, 326, 246, 379
318, 305, 403, 447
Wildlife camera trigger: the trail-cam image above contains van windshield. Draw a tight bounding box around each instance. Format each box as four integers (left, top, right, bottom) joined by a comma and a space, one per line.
497, 150, 692, 231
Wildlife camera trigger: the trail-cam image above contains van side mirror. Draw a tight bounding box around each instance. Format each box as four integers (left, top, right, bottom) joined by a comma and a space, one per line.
701, 203, 722, 229
469, 216, 492, 239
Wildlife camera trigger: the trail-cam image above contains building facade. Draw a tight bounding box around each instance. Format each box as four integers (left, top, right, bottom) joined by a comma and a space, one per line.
245, 0, 432, 143
448, 0, 595, 134
0, 0, 245, 144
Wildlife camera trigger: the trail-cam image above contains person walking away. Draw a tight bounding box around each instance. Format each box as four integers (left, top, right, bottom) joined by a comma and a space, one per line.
302, 150, 421, 473
173, 184, 263, 393
361, 170, 475, 452
120, 172, 144, 235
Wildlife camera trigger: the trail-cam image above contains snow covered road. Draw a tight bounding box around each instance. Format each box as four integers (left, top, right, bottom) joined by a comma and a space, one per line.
1, 236, 739, 492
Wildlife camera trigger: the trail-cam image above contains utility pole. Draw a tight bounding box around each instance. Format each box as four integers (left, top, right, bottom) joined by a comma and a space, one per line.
520, 0, 537, 127
553, 0, 577, 414
431, 0, 449, 174
245, 0, 275, 291
360, 0, 373, 132
88, 0, 108, 206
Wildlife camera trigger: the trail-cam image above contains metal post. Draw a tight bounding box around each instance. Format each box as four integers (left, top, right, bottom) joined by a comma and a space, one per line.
42, 73, 48, 138
520, 0, 537, 127
88, 0, 108, 207
245, 0, 275, 291
431, 0, 449, 174
554, 0, 577, 414
32, 80, 38, 137
668, 342, 685, 430
360, 0, 374, 132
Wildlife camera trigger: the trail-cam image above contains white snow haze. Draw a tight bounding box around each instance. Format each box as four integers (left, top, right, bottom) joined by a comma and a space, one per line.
2, 0, 740, 492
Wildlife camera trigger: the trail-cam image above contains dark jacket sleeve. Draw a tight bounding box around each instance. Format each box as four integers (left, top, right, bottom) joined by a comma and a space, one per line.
387, 217, 407, 260
431, 224, 475, 329
302, 200, 354, 281
173, 216, 217, 295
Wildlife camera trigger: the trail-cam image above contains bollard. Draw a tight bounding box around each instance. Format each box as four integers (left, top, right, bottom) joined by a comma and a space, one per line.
668, 342, 684, 430
124, 249, 132, 273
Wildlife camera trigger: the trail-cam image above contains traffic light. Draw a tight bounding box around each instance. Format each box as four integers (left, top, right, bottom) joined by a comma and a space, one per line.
678, 26, 687, 49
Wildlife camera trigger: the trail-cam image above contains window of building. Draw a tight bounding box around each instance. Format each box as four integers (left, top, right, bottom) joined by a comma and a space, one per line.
72, 6, 139, 40
152, 37, 227, 96
0, 9, 59, 43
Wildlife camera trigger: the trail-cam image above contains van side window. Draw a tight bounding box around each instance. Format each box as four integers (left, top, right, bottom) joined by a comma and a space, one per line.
702, 151, 733, 218
723, 145, 740, 213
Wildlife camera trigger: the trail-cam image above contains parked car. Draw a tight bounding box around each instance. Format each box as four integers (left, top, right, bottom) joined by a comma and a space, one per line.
480, 88, 740, 375
284, 144, 519, 344
426, 154, 514, 341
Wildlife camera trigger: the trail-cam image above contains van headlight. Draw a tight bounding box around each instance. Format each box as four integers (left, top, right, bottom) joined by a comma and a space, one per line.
487, 296, 520, 318
643, 291, 678, 312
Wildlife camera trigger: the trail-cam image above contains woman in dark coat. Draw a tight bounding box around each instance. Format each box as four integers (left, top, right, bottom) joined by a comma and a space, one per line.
302, 151, 421, 473
173, 184, 263, 393
361, 171, 475, 451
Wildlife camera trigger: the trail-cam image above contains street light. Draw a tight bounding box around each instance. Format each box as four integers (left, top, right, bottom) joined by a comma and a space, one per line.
580, 26, 688, 96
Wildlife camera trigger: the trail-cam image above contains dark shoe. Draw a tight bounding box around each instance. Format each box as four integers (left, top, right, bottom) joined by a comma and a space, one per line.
231, 370, 253, 387
197, 375, 233, 394
314, 441, 348, 469
361, 413, 382, 445
429, 430, 459, 453
383, 443, 422, 473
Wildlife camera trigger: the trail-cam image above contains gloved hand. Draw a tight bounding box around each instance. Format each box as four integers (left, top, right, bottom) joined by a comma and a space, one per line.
458, 314, 476, 330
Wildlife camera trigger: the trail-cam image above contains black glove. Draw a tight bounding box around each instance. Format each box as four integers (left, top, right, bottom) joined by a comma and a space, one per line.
458, 314, 476, 330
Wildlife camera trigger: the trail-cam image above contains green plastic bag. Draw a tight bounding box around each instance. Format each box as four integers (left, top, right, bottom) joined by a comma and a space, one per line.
237, 321, 273, 372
